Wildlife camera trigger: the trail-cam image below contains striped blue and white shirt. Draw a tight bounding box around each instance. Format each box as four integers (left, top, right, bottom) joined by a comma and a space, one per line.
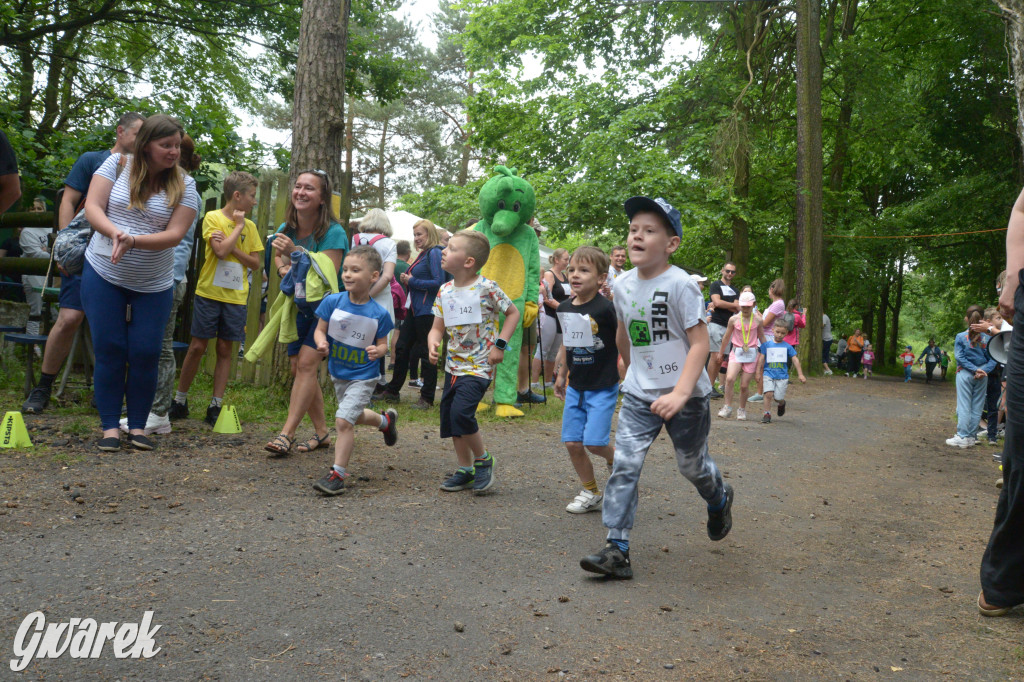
84, 153, 199, 292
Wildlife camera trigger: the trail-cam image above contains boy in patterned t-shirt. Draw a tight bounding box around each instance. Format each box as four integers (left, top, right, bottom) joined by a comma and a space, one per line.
428, 230, 521, 495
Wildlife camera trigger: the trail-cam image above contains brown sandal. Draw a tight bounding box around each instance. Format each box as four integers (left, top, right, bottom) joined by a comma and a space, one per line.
265, 433, 296, 458
296, 432, 331, 453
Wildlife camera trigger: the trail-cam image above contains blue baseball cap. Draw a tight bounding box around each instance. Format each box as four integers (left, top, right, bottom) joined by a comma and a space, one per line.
624, 196, 682, 239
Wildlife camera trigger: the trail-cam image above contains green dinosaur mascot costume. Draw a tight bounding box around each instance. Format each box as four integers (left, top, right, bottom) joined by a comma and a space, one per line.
475, 166, 540, 418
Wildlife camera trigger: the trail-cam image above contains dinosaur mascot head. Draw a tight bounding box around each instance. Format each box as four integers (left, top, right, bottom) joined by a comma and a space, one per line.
479, 166, 536, 237
474, 166, 541, 418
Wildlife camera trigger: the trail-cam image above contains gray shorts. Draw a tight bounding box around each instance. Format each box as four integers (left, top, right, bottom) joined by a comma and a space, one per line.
708, 322, 730, 354
332, 377, 379, 424
763, 375, 789, 401
535, 316, 562, 362
190, 295, 247, 342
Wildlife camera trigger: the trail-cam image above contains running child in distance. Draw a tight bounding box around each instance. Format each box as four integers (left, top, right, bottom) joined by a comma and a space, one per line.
758, 320, 806, 424
553, 246, 618, 514
310, 246, 398, 495
428, 230, 520, 495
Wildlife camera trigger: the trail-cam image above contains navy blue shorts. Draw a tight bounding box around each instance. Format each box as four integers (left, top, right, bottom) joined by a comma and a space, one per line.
440, 373, 490, 439
190, 295, 247, 342
287, 308, 319, 357
58, 272, 83, 311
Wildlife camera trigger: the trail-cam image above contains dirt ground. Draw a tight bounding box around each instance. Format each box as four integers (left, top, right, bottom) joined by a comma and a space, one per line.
1, 371, 1022, 680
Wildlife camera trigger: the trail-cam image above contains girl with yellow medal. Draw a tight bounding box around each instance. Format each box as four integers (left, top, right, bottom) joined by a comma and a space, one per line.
717, 291, 767, 420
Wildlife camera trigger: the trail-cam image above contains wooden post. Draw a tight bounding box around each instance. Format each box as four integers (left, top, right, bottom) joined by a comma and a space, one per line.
242, 177, 275, 383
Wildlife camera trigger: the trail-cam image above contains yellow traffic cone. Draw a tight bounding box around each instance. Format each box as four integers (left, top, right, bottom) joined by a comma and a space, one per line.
1, 411, 33, 448
212, 405, 242, 434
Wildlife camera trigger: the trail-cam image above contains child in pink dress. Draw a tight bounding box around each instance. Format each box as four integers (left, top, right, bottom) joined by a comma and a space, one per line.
861, 343, 875, 379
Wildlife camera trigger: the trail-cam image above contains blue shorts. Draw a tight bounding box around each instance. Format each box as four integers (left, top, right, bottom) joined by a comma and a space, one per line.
190, 295, 247, 342
561, 384, 619, 446
287, 308, 319, 356
58, 272, 83, 311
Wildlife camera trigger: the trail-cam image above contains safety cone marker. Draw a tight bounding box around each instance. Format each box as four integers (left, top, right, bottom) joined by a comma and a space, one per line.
212, 405, 242, 434
1, 411, 33, 448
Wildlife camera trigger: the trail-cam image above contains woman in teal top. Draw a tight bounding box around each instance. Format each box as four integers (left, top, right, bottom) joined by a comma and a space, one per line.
266, 170, 348, 456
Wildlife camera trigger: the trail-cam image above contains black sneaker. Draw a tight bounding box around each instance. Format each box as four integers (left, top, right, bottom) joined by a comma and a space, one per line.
129, 434, 155, 451
473, 454, 495, 495
517, 390, 546, 404
313, 470, 348, 495
440, 468, 475, 491
169, 399, 189, 421
580, 542, 633, 579
411, 397, 433, 410
22, 386, 50, 414
382, 409, 398, 446
761, 412, 771, 424
205, 404, 221, 427
707, 483, 734, 541
777, 400, 786, 417
708, 387, 724, 400
97, 436, 120, 452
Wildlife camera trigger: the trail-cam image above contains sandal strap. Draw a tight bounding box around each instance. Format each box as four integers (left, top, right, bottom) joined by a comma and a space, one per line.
297, 432, 330, 452
266, 433, 294, 452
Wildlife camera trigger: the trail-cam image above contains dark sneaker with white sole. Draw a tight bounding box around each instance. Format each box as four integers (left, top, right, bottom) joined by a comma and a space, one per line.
22, 386, 50, 414
129, 434, 155, 451
440, 468, 475, 491
707, 483, 734, 541
777, 400, 786, 417
580, 542, 633, 579
472, 454, 495, 495
314, 470, 348, 495
205, 404, 221, 427
97, 437, 120, 452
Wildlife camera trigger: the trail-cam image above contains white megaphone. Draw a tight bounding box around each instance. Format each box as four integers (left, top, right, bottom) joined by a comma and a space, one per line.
988, 330, 1011, 365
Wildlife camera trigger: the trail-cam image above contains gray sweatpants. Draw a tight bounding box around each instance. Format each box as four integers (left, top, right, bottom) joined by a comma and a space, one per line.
151, 279, 187, 417
603, 393, 724, 541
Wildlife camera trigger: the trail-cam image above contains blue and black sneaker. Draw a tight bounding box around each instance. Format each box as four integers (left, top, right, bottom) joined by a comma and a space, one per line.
472, 453, 495, 495
314, 469, 348, 496
707, 483, 734, 541
440, 468, 475, 492
580, 543, 633, 579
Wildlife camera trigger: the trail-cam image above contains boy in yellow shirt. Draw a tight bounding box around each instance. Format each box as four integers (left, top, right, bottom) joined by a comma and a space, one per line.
171, 171, 263, 425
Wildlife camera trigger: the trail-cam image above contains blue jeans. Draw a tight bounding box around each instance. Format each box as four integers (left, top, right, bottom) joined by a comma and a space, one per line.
955, 369, 987, 439
81, 262, 173, 430
904, 365, 912, 380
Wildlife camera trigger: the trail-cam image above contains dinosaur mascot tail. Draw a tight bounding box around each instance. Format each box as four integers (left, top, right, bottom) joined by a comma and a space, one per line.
474, 166, 540, 418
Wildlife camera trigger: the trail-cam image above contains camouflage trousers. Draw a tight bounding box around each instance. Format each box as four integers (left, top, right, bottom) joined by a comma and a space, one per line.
151, 279, 187, 417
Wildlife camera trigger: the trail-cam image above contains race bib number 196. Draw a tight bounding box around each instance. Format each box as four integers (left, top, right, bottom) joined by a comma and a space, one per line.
633, 340, 685, 390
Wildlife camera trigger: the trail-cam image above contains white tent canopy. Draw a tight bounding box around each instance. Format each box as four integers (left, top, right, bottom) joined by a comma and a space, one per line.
351, 209, 554, 265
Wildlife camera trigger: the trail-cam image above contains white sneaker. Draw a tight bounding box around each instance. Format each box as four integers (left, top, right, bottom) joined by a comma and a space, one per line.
566, 490, 603, 514
717, 405, 734, 419
824, 368, 832, 376
736, 408, 747, 421
119, 412, 172, 435
945, 434, 974, 449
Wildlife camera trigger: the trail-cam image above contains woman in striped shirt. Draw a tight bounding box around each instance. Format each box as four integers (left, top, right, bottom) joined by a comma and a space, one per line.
82, 114, 199, 451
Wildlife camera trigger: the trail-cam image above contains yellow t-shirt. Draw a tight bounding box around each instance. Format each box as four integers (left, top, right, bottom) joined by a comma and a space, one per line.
195, 209, 265, 305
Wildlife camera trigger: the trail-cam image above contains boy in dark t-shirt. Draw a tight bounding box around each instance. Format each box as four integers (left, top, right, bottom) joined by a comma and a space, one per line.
554, 246, 619, 514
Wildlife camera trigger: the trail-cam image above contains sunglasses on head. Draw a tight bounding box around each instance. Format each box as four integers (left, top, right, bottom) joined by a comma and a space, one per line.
299, 168, 330, 183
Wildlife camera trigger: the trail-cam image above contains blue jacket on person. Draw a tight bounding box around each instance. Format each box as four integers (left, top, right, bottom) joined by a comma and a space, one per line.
954, 330, 996, 374
406, 246, 443, 317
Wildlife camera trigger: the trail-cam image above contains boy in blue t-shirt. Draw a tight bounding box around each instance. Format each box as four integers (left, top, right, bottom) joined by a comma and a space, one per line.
311, 246, 397, 495
758, 320, 807, 424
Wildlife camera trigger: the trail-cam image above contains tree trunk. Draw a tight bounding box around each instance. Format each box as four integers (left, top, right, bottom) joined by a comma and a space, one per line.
795, 0, 824, 372
291, 0, 350, 186
996, 0, 1024, 159
782, 222, 796, 294
731, 134, 751, 278
456, 72, 474, 187
887, 252, 905, 365
339, 97, 355, 226
377, 114, 389, 208
874, 270, 889, 367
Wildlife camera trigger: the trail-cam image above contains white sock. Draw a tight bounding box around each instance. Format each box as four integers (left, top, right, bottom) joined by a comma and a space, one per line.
174, 391, 188, 403
210, 396, 223, 408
